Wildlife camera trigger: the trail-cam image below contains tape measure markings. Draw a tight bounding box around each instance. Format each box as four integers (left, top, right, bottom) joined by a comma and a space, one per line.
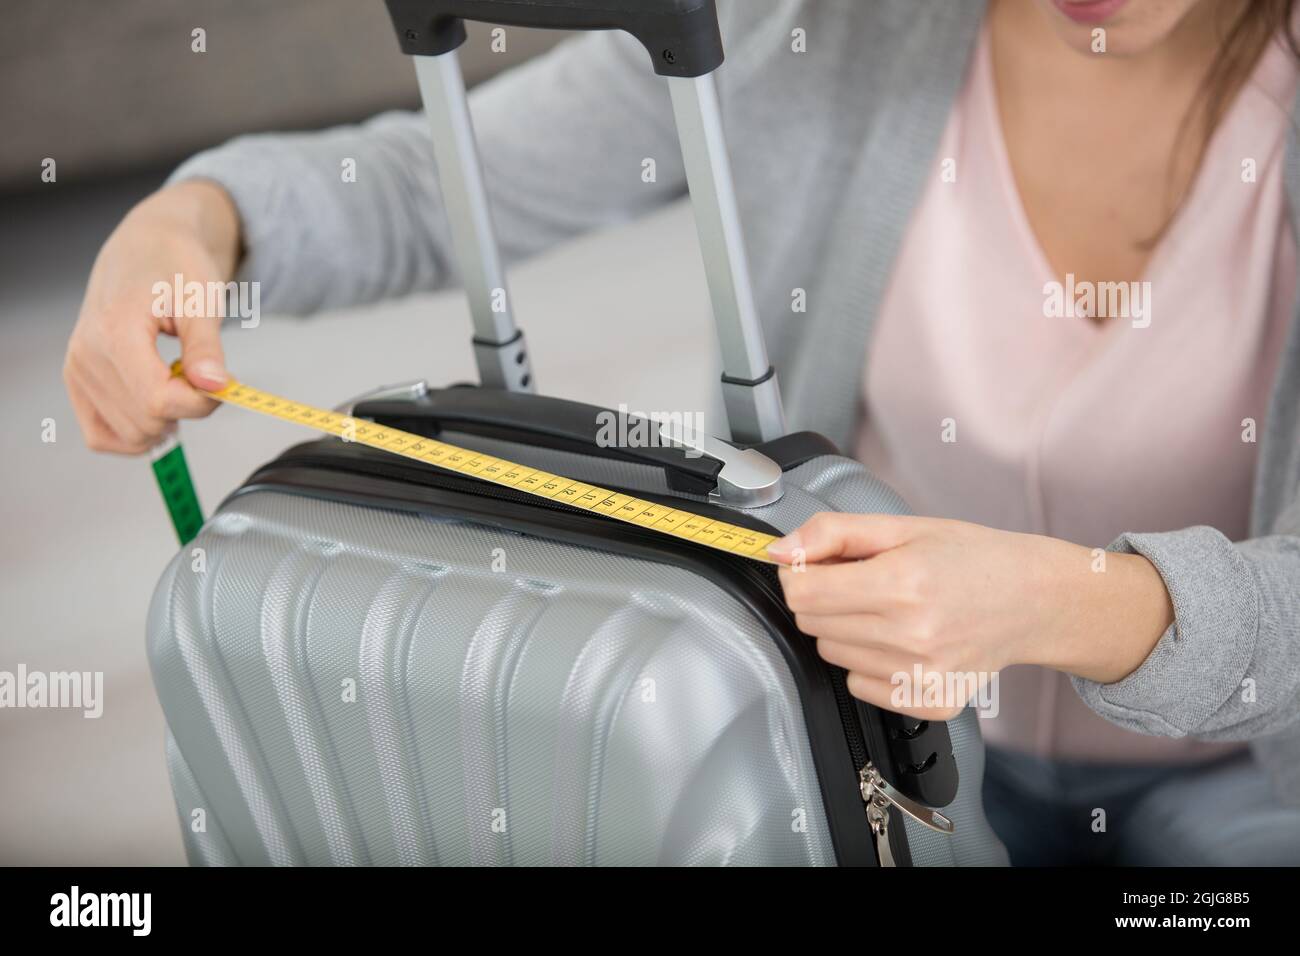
197, 370, 778, 563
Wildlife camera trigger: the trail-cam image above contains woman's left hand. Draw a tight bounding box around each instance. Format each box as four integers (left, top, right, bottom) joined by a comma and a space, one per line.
767, 513, 1174, 720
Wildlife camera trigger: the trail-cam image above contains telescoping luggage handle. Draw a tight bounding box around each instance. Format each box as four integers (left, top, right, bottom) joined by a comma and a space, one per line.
382, 0, 788, 444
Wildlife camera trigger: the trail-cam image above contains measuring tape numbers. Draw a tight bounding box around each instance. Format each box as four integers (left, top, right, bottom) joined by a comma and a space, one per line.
169, 364, 780, 564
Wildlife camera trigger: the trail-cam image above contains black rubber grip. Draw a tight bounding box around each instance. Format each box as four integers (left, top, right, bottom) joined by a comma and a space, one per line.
383, 0, 724, 77
356, 385, 725, 496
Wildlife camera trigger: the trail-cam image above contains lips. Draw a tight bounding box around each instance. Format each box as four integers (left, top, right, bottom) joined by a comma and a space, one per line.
1052, 0, 1131, 25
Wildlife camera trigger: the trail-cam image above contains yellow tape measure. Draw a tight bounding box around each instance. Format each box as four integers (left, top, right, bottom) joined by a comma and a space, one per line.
178, 363, 779, 564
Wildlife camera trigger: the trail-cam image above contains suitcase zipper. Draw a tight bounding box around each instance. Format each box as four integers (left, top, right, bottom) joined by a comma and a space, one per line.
859, 761, 954, 867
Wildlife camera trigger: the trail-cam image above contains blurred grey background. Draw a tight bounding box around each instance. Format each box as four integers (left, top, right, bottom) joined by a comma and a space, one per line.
1, 0, 562, 190
1, 0, 719, 864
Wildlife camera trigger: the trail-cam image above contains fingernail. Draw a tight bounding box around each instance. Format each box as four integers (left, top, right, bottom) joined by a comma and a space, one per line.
192, 360, 226, 387
766, 531, 802, 560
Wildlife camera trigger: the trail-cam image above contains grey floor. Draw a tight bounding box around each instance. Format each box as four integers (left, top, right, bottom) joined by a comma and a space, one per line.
0, 172, 721, 864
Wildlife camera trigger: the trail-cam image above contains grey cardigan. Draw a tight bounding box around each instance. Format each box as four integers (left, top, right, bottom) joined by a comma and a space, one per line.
171, 0, 1300, 801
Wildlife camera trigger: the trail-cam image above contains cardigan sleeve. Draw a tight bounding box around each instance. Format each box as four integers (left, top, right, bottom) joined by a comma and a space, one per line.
1071, 504, 1300, 741
166, 28, 685, 315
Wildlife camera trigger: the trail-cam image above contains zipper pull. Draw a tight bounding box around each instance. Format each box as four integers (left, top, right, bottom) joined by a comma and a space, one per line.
864, 794, 896, 868
859, 761, 955, 837
859, 762, 954, 868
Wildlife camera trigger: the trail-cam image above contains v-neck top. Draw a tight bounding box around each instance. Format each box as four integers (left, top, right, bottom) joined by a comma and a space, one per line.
856, 24, 1299, 763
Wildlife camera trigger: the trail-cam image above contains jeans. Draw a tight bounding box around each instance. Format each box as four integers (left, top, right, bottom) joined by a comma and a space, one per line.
981, 746, 1300, 866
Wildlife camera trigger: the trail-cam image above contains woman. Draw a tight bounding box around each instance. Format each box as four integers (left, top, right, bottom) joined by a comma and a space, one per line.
64, 0, 1300, 864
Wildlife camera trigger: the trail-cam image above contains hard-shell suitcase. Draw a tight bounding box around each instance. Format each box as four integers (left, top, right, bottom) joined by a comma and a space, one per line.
147, 0, 1008, 867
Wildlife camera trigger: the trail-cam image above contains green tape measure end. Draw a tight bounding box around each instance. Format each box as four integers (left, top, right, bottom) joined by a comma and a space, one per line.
151, 441, 204, 545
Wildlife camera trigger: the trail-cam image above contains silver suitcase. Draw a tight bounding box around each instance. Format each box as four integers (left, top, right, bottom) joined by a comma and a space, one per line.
147, 0, 1007, 867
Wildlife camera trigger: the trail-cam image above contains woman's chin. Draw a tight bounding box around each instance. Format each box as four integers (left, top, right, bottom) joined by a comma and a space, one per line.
1033, 0, 1207, 59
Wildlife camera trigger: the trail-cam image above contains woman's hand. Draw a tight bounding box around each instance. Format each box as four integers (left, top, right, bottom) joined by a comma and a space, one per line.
768, 513, 1174, 720
63, 179, 242, 454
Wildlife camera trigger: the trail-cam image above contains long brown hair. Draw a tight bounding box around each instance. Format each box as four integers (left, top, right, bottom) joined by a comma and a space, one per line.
1155, 0, 1300, 242
1201, 1, 1297, 121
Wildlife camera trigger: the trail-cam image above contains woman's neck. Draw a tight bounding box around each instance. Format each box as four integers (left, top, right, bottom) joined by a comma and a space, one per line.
986, 0, 1259, 287
990, 0, 1242, 98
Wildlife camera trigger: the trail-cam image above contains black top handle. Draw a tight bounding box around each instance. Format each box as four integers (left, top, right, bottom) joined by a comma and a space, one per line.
383, 0, 724, 76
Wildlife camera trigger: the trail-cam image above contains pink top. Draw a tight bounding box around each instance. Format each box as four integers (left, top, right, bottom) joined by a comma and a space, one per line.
856, 26, 1299, 763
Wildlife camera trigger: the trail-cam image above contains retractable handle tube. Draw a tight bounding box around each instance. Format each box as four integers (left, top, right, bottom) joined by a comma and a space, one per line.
384, 0, 788, 443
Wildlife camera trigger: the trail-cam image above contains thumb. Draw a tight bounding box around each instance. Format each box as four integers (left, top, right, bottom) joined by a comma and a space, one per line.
766, 512, 916, 564
176, 313, 227, 390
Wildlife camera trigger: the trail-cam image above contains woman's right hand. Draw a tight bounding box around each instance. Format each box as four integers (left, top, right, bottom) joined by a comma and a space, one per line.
63, 179, 243, 454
